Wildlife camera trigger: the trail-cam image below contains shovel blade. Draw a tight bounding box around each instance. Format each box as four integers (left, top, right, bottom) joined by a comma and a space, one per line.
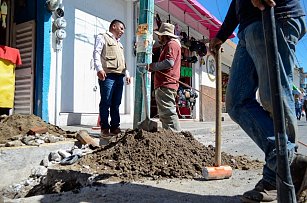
138, 118, 158, 132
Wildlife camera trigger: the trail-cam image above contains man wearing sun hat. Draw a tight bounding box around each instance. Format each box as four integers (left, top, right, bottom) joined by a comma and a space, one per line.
148, 22, 182, 132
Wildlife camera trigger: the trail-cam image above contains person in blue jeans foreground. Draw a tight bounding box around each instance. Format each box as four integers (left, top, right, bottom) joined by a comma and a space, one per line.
210, 0, 307, 202
93, 19, 131, 137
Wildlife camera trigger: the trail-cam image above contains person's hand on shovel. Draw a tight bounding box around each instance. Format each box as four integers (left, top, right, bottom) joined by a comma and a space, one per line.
209, 38, 223, 55
147, 64, 154, 72
251, 0, 276, 10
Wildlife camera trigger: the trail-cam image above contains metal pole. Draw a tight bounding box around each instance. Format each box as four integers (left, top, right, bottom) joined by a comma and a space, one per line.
215, 49, 222, 167
133, 0, 154, 129
262, 7, 296, 203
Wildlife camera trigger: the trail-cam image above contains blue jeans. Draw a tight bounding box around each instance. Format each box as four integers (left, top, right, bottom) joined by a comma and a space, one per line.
226, 17, 306, 186
98, 73, 124, 130
295, 107, 302, 120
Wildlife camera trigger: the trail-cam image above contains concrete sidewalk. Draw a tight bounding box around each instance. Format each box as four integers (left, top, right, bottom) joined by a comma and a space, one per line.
60, 119, 240, 137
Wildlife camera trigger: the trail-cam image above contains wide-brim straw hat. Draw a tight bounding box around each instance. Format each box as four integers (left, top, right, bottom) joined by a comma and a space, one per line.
154, 22, 179, 38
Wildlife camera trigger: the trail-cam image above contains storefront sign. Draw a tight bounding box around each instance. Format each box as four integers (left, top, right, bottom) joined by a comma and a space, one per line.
206, 54, 216, 81
181, 66, 192, 77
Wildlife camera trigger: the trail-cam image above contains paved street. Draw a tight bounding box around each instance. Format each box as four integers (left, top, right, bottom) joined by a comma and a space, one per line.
5, 119, 306, 203
297, 119, 307, 155
193, 119, 307, 160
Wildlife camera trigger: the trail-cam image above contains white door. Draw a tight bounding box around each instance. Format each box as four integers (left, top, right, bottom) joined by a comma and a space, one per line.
73, 9, 109, 113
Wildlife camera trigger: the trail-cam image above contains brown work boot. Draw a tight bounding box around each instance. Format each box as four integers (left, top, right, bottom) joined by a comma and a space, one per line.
291, 153, 307, 202
100, 128, 111, 138
297, 170, 307, 203
110, 128, 121, 135
241, 179, 277, 202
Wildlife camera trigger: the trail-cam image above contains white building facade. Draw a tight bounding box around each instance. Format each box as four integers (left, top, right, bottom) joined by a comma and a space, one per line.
46, 0, 236, 126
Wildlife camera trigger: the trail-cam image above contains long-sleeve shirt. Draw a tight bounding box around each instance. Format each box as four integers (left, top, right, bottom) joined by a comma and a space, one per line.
216, 0, 305, 42
93, 31, 130, 77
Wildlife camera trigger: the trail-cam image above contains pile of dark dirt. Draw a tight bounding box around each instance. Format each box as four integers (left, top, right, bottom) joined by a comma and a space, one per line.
69, 129, 263, 180
0, 114, 75, 144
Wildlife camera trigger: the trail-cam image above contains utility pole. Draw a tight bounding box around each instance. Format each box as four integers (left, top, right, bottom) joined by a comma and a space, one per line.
133, 0, 154, 129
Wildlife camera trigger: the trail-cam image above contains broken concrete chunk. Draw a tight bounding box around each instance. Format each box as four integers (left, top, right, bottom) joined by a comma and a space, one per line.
27, 126, 48, 135
58, 150, 71, 158
72, 148, 83, 157
49, 152, 61, 162
36, 139, 45, 145
24, 178, 34, 186
5, 140, 23, 147
31, 166, 48, 177
12, 184, 22, 193
21, 135, 36, 144
41, 157, 50, 167
82, 148, 93, 155
47, 135, 60, 143
26, 140, 40, 146
81, 144, 91, 149
34, 133, 41, 138
58, 137, 65, 141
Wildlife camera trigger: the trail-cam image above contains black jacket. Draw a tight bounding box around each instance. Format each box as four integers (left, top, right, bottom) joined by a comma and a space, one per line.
216, 0, 305, 42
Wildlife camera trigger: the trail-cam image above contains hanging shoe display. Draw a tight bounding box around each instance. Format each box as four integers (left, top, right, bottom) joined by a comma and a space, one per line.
1, 1, 7, 28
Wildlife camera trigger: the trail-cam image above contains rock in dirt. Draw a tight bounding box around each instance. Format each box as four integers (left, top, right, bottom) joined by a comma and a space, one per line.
76, 130, 99, 148
27, 126, 48, 135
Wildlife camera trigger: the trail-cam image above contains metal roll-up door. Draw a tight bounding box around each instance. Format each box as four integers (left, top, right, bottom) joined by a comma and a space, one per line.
13, 21, 36, 114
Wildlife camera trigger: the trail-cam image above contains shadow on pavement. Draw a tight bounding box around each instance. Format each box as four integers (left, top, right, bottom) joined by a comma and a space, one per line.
19, 169, 243, 203
29, 182, 242, 203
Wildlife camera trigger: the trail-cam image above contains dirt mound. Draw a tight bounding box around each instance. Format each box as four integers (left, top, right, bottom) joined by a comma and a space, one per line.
70, 129, 262, 180
0, 114, 74, 144
0, 129, 263, 199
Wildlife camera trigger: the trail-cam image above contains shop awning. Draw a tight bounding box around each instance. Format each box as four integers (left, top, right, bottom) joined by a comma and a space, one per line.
155, 0, 236, 39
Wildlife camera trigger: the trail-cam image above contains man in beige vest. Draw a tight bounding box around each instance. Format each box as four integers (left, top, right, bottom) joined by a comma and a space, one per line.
93, 19, 131, 137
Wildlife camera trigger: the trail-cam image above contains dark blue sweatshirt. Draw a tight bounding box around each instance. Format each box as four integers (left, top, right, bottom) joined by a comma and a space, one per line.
216, 0, 305, 42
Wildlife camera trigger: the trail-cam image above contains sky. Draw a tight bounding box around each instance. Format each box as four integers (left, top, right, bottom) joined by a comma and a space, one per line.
198, 0, 307, 73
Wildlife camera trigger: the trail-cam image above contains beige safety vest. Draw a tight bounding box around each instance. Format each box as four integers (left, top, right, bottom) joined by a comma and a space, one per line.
100, 33, 126, 74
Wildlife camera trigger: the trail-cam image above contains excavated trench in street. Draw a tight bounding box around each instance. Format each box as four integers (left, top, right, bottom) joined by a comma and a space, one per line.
0, 115, 264, 199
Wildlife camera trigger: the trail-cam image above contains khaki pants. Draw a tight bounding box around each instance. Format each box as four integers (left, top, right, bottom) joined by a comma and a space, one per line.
155, 87, 181, 132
